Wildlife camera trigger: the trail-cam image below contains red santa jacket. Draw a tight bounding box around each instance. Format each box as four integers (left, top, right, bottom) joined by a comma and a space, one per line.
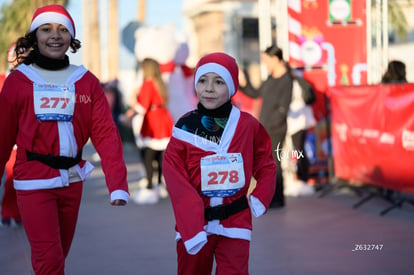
134, 79, 173, 150
0, 64, 128, 201
162, 107, 276, 254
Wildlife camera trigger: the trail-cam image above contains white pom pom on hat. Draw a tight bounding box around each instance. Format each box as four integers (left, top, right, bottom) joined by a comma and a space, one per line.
194, 52, 239, 98
30, 4, 75, 38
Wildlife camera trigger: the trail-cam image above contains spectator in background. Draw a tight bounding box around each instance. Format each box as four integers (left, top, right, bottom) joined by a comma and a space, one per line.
0, 43, 22, 227
127, 58, 173, 204
381, 60, 407, 84
102, 80, 123, 127
238, 44, 293, 208
380, 60, 407, 201
102, 80, 135, 144
284, 75, 316, 196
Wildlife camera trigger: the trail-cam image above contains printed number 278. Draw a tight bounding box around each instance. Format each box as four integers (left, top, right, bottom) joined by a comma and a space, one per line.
208, 170, 239, 185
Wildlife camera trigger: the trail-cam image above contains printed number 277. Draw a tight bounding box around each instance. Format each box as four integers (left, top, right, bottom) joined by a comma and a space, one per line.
40, 97, 69, 109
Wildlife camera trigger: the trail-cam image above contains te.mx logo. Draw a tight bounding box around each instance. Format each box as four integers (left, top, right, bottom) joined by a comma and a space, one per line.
275, 142, 305, 162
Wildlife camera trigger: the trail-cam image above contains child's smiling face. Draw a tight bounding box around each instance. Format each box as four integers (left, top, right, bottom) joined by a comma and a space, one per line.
196, 72, 230, 109
36, 23, 71, 60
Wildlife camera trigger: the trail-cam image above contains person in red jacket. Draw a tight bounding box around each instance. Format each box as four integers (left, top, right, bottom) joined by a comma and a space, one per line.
0, 5, 129, 275
0, 44, 22, 227
0, 147, 21, 227
128, 58, 173, 204
162, 52, 276, 275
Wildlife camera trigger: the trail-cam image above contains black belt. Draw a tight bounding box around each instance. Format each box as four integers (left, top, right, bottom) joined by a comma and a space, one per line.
204, 196, 249, 221
26, 150, 82, 170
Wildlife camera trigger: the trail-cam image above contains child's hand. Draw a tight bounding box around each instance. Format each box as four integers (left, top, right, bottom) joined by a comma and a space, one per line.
119, 108, 136, 127
110, 199, 127, 206
124, 108, 136, 118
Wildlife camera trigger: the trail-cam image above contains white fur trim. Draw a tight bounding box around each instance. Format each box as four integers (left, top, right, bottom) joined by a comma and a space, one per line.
110, 190, 130, 203
184, 231, 208, 255
30, 11, 75, 37
135, 136, 170, 151
172, 107, 240, 153
205, 221, 252, 241
194, 63, 235, 98
249, 195, 266, 217
14, 177, 69, 190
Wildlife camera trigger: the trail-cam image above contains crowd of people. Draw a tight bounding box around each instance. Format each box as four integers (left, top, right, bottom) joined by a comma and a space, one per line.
0, 3, 409, 275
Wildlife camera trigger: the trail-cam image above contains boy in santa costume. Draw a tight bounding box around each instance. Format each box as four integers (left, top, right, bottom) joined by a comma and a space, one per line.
0, 5, 129, 275
162, 52, 276, 275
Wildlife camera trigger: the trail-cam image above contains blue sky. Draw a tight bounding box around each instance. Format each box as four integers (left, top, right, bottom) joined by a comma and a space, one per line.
67, 0, 184, 35
66, 0, 184, 67
0, 0, 184, 31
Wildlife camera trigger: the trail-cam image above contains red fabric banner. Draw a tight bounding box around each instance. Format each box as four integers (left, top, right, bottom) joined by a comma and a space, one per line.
328, 84, 414, 194
286, 0, 369, 173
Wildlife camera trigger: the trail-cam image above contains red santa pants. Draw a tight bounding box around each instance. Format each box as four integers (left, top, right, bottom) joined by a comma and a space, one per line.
177, 235, 250, 275
16, 182, 83, 275
1, 149, 21, 221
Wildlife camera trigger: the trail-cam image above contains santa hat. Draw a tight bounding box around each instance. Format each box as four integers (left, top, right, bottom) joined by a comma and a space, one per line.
30, 4, 75, 37
194, 52, 239, 98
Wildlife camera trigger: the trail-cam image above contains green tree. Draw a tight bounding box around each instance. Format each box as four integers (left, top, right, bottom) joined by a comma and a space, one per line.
0, 0, 67, 72
387, 0, 413, 41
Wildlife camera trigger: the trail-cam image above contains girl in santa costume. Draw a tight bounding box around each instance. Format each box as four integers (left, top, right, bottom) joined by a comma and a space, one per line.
162, 52, 276, 275
128, 58, 173, 204
0, 4, 129, 275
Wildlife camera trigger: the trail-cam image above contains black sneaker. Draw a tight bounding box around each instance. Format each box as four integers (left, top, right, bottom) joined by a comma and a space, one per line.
1, 218, 11, 227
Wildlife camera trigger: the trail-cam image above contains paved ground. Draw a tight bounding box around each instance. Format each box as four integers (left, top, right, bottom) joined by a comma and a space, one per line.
1, 142, 414, 275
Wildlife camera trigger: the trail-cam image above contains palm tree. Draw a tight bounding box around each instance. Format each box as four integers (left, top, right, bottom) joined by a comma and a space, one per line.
138, 0, 145, 22
0, 0, 67, 71
82, 0, 90, 70
108, 0, 119, 81
386, 0, 412, 41
89, 0, 101, 78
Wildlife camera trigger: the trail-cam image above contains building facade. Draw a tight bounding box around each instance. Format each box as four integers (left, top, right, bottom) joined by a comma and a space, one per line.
182, 0, 414, 82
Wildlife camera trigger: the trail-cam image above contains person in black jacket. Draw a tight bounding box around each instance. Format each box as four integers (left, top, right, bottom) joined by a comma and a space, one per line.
381, 60, 407, 84
238, 45, 292, 208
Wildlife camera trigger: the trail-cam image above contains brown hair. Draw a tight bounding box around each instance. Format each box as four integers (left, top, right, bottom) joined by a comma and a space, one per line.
141, 58, 168, 104
264, 44, 284, 61
14, 30, 81, 66
381, 60, 407, 83
264, 44, 296, 78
